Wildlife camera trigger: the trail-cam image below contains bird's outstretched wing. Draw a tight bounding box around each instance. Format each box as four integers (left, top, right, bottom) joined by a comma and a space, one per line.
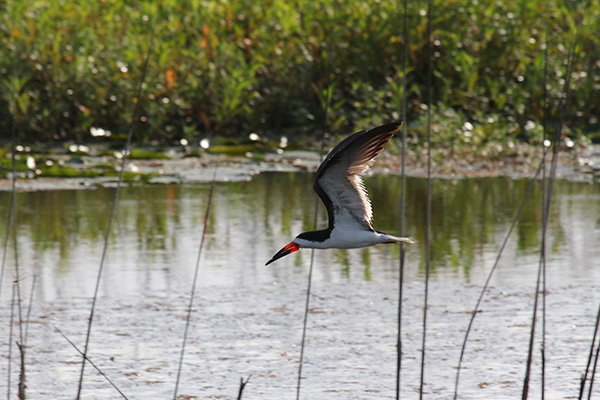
313, 121, 402, 230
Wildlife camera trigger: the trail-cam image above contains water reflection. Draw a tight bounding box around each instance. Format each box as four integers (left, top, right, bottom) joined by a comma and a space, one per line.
1, 173, 599, 300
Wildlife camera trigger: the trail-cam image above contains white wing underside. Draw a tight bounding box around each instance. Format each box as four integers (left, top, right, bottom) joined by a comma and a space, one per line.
317, 157, 374, 230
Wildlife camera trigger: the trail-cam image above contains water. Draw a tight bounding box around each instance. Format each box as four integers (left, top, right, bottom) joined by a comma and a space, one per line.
1, 173, 599, 399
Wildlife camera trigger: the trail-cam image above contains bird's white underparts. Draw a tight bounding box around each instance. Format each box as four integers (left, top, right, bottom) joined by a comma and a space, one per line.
266, 121, 415, 266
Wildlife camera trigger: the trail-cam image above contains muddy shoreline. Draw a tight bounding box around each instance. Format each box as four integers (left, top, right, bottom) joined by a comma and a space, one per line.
1, 143, 599, 192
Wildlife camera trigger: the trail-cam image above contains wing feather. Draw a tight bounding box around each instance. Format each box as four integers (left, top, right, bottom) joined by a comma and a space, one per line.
313, 122, 402, 229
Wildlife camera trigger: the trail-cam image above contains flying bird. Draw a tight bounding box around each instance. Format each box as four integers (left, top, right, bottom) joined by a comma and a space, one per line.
266, 121, 415, 266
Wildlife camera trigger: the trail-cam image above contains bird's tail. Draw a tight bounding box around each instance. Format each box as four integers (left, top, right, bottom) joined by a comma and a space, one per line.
384, 235, 417, 244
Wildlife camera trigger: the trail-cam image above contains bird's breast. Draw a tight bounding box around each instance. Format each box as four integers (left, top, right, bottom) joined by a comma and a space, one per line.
322, 227, 386, 249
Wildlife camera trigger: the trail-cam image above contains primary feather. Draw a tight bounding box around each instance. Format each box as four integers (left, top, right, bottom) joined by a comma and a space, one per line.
314, 121, 402, 230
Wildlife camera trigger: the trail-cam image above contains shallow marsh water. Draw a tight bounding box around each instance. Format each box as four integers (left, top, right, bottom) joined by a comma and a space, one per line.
1, 172, 599, 399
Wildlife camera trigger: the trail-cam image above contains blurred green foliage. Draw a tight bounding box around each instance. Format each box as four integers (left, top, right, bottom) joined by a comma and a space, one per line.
0, 0, 598, 144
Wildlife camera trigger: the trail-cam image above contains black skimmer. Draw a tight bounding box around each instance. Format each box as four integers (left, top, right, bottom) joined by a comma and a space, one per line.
266, 121, 415, 266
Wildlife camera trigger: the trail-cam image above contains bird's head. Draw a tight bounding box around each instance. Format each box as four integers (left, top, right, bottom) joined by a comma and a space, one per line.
265, 241, 300, 266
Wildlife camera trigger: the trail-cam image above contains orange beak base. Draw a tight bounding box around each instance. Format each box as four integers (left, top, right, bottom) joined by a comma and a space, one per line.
265, 242, 300, 266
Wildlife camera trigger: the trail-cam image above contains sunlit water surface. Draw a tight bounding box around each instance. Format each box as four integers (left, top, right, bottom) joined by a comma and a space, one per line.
1, 173, 599, 399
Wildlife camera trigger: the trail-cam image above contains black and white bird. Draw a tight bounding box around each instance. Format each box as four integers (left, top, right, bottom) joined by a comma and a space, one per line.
266, 121, 415, 266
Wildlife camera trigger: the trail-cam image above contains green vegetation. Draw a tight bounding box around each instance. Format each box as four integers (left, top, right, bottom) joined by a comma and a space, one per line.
128, 149, 171, 160
1, 0, 598, 146
43, 165, 100, 178
38, 163, 155, 181
0, 154, 32, 172
0, 147, 158, 180
206, 137, 277, 155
